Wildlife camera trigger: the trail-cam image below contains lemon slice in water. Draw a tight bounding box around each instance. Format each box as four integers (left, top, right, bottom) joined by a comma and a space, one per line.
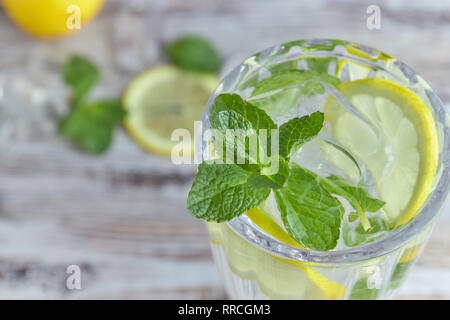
123, 65, 218, 157
324, 78, 438, 227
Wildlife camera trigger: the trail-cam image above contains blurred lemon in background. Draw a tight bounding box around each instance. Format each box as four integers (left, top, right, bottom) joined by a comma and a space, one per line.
2, 0, 105, 39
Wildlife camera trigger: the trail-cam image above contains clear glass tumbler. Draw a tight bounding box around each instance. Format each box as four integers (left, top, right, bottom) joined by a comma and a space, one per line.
201, 39, 449, 300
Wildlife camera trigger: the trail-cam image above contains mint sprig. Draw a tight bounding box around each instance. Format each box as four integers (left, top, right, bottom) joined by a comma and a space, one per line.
62, 55, 100, 103
59, 99, 125, 154
187, 92, 385, 251
59, 55, 125, 155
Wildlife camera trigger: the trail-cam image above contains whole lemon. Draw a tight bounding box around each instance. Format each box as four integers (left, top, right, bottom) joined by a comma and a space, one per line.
2, 0, 105, 39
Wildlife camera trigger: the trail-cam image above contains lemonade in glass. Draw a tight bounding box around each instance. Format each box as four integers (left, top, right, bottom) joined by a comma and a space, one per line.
187, 39, 449, 299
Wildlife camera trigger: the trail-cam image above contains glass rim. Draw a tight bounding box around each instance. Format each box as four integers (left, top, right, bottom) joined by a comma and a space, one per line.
202, 38, 450, 264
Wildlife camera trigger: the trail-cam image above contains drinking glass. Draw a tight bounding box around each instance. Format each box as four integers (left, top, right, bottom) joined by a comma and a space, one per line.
201, 39, 449, 300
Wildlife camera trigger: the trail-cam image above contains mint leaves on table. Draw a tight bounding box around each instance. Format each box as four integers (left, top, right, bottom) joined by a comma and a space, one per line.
167, 35, 223, 74
59, 99, 125, 154
187, 92, 386, 251
62, 55, 100, 102
59, 55, 125, 155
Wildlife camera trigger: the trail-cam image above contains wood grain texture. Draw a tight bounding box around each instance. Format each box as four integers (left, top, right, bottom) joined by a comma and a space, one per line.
0, 0, 448, 299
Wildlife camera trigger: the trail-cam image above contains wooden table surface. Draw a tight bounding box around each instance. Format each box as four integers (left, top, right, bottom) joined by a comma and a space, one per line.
0, 0, 448, 299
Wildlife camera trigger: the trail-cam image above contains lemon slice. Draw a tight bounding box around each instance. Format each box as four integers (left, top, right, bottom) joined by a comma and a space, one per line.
123, 65, 218, 157
324, 78, 438, 227
245, 207, 347, 299
337, 59, 375, 81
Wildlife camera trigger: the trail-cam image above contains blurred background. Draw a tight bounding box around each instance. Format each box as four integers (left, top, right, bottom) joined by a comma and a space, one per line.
0, 0, 448, 299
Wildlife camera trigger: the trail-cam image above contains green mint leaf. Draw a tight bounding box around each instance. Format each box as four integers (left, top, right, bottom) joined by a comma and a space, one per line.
322, 140, 362, 177
248, 156, 289, 189
274, 164, 344, 251
187, 162, 270, 222
343, 216, 387, 247
210, 94, 277, 132
251, 70, 341, 97
320, 174, 386, 231
348, 211, 359, 222
209, 94, 277, 164
279, 111, 324, 159
59, 99, 125, 155
167, 35, 222, 74
388, 261, 414, 290
239, 60, 298, 91
62, 55, 100, 102
249, 70, 341, 116
303, 57, 338, 73
349, 278, 380, 300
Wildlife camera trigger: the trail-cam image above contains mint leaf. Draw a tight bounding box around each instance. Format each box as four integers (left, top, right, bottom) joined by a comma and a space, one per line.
211, 94, 276, 133
303, 57, 338, 73
248, 156, 289, 189
343, 216, 387, 247
210, 94, 277, 164
279, 111, 324, 159
251, 70, 341, 97
322, 140, 362, 176
274, 164, 344, 251
348, 211, 359, 222
62, 55, 100, 102
59, 99, 125, 154
167, 35, 222, 74
249, 70, 340, 116
349, 278, 380, 300
388, 261, 414, 290
320, 175, 386, 231
187, 162, 270, 222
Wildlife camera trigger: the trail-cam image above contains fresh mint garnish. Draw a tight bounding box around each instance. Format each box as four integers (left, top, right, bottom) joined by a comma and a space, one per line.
60, 55, 125, 155
187, 92, 385, 251
279, 111, 324, 159
319, 174, 385, 231
167, 35, 223, 74
248, 156, 289, 189
343, 215, 387, 247
187, 162, 270, 222
62, 55, 100, 102
274, 164, 344, 251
